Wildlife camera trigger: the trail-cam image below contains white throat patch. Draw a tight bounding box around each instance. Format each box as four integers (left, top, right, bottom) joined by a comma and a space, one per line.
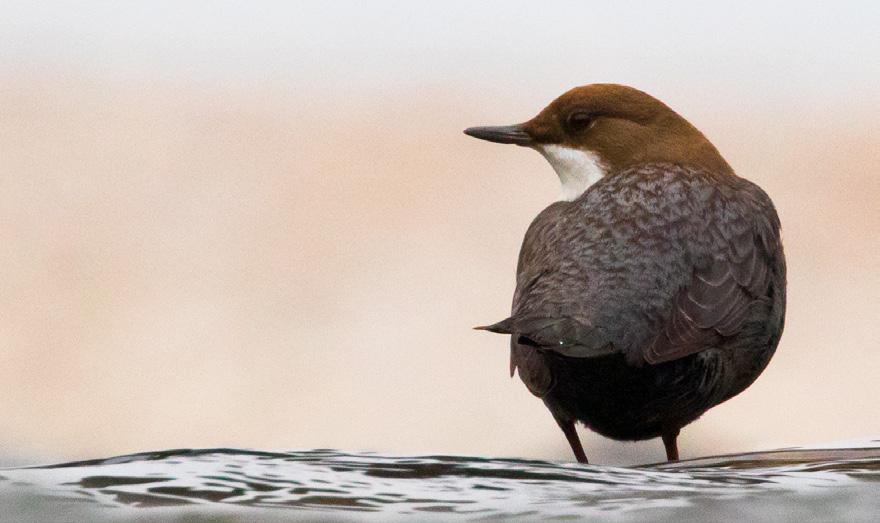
537, 145, 607, 201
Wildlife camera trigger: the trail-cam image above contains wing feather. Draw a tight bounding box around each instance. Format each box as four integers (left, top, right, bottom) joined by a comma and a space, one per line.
644, 221, 776, 364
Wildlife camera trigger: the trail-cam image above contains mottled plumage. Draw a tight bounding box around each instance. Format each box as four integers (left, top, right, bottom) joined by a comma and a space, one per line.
467, 84, 786, 463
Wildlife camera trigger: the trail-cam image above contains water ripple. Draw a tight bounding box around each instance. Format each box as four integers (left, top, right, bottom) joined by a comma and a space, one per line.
2, 444, 879, 521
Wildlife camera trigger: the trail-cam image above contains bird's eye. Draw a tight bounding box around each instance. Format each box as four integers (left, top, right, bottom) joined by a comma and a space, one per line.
566, 111, 595, 131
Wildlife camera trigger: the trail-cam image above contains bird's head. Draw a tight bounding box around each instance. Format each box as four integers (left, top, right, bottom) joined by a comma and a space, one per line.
465, 84, 732, 200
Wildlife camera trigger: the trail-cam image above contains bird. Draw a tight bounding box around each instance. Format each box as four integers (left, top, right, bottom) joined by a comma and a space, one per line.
465, 84, 786, 463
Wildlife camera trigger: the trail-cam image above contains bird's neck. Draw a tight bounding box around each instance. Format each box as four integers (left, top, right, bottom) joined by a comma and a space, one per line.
537, 145, 609, 202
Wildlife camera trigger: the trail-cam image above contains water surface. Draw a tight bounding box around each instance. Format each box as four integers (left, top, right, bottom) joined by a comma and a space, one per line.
2, 443, 878, 521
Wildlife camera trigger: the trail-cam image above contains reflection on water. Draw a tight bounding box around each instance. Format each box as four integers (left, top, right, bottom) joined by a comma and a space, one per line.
2, 443, 879, 521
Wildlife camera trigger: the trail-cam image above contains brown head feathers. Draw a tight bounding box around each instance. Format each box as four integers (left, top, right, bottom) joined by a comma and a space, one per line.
466, 83, 733, 176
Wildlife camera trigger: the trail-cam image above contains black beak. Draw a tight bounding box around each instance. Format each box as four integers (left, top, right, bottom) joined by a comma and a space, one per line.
463, 125, 532, 146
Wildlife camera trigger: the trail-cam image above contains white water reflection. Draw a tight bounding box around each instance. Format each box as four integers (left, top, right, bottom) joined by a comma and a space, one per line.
1, 442, 879, 521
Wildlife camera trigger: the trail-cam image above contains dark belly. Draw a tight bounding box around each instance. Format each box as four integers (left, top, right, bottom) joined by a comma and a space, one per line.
514, 271, 785, 441
539, 335, 777, 441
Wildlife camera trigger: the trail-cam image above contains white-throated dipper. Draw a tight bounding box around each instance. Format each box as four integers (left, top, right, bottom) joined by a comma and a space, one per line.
466, 84, 786, 463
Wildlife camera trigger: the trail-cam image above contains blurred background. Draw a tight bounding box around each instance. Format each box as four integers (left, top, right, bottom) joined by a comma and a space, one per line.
1, 1, 878, 466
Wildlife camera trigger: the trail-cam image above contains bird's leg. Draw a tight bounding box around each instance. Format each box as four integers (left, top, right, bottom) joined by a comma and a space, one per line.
556, 418, 589, 464
662, 428, 680, 461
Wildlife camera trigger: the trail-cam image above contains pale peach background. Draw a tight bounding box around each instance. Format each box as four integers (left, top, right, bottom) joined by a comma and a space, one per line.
1, 2, 878, 465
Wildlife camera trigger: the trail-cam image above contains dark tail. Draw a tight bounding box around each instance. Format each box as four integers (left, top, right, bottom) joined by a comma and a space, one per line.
473, 317, 513, 334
